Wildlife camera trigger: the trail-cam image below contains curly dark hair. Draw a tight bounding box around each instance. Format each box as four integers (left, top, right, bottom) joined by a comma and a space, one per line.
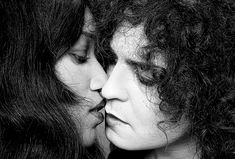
95, 0, 235, 158
0, 0, 104, 158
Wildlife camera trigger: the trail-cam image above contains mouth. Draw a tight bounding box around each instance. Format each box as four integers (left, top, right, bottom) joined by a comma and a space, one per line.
105, 112, 128, 125
90, 99, 106, 112
90, 100, 106, 124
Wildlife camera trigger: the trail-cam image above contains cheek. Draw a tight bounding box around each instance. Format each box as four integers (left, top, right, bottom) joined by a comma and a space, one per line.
133, 105, 190, 149
128, 85, 167, 138
68, 71, 89, 95
131, 102, 160, 135
128, 83, 161, 127
55, 56, 90, 95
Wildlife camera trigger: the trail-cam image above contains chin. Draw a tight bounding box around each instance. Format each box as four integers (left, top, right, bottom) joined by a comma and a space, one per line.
106, 128, 156, 151
81, 130, 96, 147
105, 127, 134, 150
82, 136, 96, 147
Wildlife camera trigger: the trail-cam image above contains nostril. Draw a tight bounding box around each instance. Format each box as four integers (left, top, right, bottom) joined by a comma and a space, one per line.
97, 88, 102, 93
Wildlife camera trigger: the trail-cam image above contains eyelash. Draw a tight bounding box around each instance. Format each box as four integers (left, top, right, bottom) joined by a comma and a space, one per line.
107, 56, 166, 86
70, 53, 89, 64
69, 41, 91, 64
68, 33, 95, 64
131, 62, 166, 86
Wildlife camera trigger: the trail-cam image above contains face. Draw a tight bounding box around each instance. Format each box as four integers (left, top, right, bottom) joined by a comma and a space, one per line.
102, 22, 189, 150
55, 8, 107, 146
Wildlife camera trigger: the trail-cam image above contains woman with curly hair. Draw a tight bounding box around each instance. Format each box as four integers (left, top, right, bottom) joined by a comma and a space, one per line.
96, 0, 235, 158
0, 0, 108, 158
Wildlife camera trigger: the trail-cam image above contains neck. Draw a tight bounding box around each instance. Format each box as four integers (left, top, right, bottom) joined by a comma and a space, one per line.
145, 137, 200, 159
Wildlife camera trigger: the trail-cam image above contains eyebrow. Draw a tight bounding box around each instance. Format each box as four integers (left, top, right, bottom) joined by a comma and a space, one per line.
126, 59, 149, 69
82, 31, 96, 39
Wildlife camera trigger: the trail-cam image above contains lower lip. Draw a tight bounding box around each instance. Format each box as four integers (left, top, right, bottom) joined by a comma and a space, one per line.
92, 112, 104, 124
105, 114, 126, 126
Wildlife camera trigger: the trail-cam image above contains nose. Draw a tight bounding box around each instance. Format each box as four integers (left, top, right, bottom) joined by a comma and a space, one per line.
90, 61, 107, 91
101, 64, 128, 101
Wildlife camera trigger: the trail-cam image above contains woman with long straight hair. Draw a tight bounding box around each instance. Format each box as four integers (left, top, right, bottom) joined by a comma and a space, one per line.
0, 0, 107, 158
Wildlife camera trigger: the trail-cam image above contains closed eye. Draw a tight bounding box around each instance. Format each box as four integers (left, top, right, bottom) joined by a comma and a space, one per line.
69, 52, 90, 64
126, 59, 166, 86
68, 32, 95, 65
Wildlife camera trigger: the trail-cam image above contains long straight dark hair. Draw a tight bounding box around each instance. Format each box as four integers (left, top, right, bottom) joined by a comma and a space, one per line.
0, 0, 104, 158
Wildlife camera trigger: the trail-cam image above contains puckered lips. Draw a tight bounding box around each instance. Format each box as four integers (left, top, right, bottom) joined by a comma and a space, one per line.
90, 99, 106, 125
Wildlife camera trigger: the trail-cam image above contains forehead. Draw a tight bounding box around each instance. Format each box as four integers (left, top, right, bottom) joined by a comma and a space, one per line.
110, 22, 147, 60
83, 8, 95, 33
